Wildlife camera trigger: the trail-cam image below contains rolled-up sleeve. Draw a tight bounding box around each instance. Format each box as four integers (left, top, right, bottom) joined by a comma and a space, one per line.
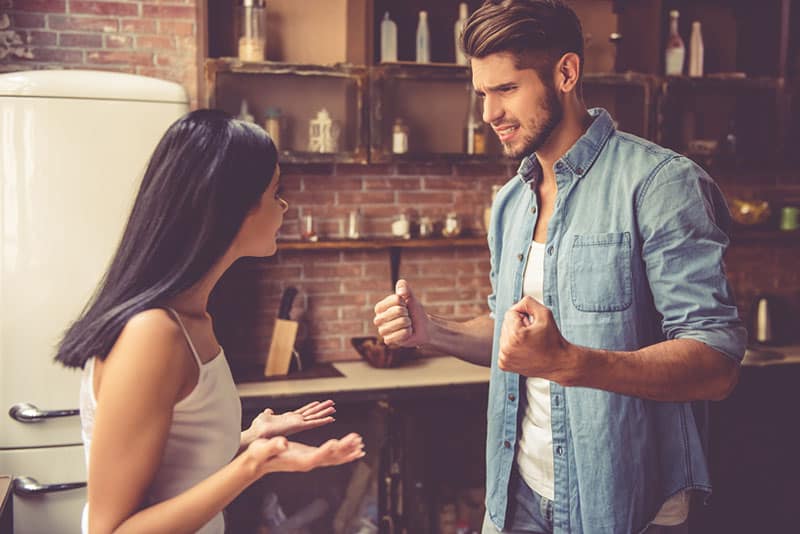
637, 157, 747, 362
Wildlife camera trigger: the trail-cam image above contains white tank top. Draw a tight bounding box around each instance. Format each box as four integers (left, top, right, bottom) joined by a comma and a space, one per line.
80, 308, 241, 534
515, 241, 688, 525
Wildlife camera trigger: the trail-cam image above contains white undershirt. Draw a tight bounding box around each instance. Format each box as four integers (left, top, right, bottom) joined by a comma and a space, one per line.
515, 241, 688, 525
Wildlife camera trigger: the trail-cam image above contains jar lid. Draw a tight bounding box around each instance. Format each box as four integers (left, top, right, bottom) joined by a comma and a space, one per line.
242, 0, 266, 7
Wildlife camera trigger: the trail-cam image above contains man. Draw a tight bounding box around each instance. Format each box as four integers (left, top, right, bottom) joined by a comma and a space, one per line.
373, 1, 746, 533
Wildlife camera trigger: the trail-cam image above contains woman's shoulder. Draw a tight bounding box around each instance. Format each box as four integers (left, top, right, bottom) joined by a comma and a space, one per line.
107, 308, 190, 374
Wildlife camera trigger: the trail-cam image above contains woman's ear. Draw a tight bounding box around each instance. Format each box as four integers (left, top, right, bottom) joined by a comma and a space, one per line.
557, 52, 581, 93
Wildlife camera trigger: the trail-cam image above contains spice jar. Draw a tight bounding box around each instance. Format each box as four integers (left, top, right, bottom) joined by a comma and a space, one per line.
238, 0, 267, 62
392, 118, 409, 154
442, 212, 462, 238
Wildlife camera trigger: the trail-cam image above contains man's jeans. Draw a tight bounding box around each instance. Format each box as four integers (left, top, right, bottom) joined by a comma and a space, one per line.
481, 471, 689, 534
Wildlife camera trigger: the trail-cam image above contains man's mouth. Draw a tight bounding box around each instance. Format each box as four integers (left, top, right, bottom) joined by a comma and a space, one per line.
494, 124, 519, 142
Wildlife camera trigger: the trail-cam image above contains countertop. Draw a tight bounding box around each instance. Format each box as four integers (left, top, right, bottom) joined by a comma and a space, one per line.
741, 344, 800, 367
236, 356, 490, 400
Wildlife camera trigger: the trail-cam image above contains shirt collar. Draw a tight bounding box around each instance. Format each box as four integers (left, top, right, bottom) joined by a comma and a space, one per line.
516, 107, 615, 186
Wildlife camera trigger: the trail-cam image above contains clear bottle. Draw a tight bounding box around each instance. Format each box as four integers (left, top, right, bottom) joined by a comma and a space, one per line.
454, 3, 469, 65
380, 12, 398, 63
464, 85, 486, 155
237, 99, 255, 123
664, 10, 685, 76
238, 0, 266, 62
416, 11, 430, 63
688, 21, 704, 77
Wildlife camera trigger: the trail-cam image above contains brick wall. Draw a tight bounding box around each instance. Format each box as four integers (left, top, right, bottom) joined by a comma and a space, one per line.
209, 163, 508, 370
2, 1, 798, 370
1, 0, 199, 106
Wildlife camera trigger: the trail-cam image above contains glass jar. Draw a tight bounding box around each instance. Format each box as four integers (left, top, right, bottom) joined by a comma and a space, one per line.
238, 0, 267, 62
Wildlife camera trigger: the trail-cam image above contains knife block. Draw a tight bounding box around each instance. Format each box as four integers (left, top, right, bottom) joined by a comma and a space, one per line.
264, 318, 299, 377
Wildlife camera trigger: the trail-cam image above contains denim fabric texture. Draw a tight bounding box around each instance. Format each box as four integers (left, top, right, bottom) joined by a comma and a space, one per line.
483, 109, 746, 533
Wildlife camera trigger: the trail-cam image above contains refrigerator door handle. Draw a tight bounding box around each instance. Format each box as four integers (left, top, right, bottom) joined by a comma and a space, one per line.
8, 402, 79, 423
13, 476, 86, 496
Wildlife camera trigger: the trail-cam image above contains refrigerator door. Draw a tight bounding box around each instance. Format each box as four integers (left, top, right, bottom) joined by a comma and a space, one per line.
0, 71, 188, 449
0, 444, 86, 534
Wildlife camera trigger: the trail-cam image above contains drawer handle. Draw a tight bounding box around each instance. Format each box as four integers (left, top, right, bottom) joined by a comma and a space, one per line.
13, 476, 86, 496
8, 403, 79, 423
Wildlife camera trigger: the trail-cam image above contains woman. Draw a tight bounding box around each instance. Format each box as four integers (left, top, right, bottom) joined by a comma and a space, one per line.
55, 109, 364, 533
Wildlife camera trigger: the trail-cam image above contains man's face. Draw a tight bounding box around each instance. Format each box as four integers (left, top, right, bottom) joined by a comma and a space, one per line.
471, 52, 563, 159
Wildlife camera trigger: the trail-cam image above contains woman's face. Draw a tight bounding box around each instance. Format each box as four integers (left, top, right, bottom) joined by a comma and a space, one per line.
238, 165, 288, 257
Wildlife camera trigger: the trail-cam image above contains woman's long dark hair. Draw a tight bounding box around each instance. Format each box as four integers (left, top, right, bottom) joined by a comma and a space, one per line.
55, 109, 278, 368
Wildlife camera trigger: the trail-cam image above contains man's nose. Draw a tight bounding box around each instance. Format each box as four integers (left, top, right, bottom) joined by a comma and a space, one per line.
482, 94, 502, 125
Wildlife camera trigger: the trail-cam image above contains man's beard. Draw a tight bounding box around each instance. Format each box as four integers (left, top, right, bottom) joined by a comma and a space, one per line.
503, 85, 563, 159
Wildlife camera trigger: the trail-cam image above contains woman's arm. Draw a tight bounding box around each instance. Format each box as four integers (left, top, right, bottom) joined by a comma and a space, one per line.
87, 310, 364, 534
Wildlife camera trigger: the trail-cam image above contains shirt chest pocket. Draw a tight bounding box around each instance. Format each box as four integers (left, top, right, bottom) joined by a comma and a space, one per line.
569, 232, 632, 312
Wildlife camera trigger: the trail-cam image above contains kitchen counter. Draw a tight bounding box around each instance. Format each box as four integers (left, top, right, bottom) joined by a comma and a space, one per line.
236, 355, 490, 402
741, 344, 800, 367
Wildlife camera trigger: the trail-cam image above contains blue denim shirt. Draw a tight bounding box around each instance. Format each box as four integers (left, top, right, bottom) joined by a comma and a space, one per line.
484, 109, 746, 533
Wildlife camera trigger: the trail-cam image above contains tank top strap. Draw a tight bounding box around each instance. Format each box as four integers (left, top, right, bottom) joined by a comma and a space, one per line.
163, 307, 204, 368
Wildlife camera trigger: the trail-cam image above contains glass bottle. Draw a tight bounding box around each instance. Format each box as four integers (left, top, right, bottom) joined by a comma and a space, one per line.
454, 3, 469, 65
392, 118, 409, 154
464, 85, 486, 155
238, 0, 266, 62
416, 11, 430, 63
301, 214, 318, 242
380, 12, 398, 63
664, 10, 685, 76
688, 21, 704, 77
263, 106, 282, 149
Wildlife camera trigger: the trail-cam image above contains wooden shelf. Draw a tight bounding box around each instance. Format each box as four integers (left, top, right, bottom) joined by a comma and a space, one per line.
278, 236, 487, 251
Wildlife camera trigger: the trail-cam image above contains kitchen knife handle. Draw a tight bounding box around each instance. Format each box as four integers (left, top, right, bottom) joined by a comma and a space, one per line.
13, 476, 86, 496
8, 402, 79, 423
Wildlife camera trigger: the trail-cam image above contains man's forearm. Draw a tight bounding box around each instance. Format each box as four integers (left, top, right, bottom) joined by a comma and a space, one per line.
425, 314, 494, 367
564, 338, 739, 402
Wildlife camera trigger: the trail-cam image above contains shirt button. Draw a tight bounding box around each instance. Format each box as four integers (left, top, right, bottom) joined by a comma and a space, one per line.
554, 396, 560, 407
508, 394, 516, 402
555, 162, 564, 172
556, 446, 563, 456
504, 440, 511, 449
576, 166, 584, 174
547, 246, 554, 256
517, 253, 524, 261
531, 205, 537, 215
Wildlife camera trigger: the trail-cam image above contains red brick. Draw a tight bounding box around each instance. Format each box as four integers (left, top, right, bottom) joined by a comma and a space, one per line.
59, 32, 102, 47
335, 163, 393, 175
27, 30, 58, 46
312, 336, 344, 352
397, 191, 456, 205
136, 34, 175, 50
48, 15, 118, 32
13, 0, 65, 12
142, 4, 195, 19
11, 12, 45, 27
120, 18, 157, 33
397, 162, 453, 175
337, 191, 395, 205
104, 34, 133, 48
309, 319, 365, 336
302, 176, 361, 191
312, 294, 368, 307
29, 47, 83, 63
157, 19, 194, 37
70, 1, 138, 17
424, 176, 481, 191
87, 50, 152, 66
281, 163, 334, 176
364, 177, 422, 190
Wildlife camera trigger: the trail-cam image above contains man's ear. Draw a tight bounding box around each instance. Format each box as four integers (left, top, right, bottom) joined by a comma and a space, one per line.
556, 52, 581, 93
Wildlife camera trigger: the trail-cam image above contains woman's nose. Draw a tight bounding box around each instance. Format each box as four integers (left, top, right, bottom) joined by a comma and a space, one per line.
279, 197, 289, 212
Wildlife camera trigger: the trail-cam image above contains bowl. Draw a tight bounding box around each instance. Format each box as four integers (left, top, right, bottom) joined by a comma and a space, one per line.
350, 336, 415, 368
729, 198, 771, 226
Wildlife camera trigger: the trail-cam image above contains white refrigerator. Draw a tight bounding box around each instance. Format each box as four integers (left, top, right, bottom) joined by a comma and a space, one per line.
0, 70, 188, 533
